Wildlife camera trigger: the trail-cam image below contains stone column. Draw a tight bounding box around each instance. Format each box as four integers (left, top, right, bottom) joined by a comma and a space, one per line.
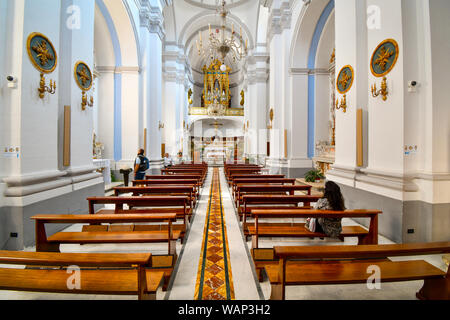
140, 3, 164, 172
267, 0, 292, 173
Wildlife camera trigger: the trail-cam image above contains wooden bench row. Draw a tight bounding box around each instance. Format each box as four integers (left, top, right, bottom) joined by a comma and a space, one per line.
263, 242, 450, 300
0, 251, 165, 300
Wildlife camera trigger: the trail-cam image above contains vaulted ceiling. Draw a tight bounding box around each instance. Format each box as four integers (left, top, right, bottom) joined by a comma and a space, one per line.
163, 0, 266, 85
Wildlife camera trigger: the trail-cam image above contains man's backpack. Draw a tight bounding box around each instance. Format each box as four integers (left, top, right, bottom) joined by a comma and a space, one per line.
137, 155, 150, 172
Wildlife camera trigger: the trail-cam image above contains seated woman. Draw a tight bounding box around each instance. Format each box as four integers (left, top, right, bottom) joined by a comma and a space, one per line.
311, 180, 346, 238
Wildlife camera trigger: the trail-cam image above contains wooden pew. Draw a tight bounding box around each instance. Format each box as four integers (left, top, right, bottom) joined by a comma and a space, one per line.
228, 174, 285, 187
0, 251, 164, 300
145, 175, 203, 187
86, 196, 191, 240
226, 168, 262, 181
250, 208, 381, 249
132, 179, 199, 197
265, 242, 450, 300
232, 178, 296, 197
235, 184, 312, 208
239, 194, 321, 224
161, 168, 207, 181
225, 165, 262, 176
32, 213, 180, 255
114, 186, 197, 208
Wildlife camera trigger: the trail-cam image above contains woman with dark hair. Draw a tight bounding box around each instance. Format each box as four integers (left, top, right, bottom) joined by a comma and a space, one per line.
312, 180, 346, 238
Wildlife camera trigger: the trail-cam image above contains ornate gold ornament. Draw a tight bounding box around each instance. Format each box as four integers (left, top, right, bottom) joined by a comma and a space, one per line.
335, 94, 347, 113
202, 59, 231, 116
370, 39, 399, 77
370, 39, 399, 102
268, 108, 274, 129
27, 33, 58, 74
330, 48, 335, 64
74, 61, 94, 110
188, 88, 193, 105
336, 65, 354, 113
240, 90, 245, 106
27, 33, 58, 99
371, 76, 388, 101
38, 73, 56, 99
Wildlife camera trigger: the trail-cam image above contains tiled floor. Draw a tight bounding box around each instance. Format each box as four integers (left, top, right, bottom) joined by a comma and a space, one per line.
0, 167, 447, 300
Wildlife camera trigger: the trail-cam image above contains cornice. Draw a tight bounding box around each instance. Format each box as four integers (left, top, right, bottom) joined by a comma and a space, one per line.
140, 5, 165, 40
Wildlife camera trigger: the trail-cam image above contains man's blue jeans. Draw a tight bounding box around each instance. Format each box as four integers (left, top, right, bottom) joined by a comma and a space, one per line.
135, 172, 146, 181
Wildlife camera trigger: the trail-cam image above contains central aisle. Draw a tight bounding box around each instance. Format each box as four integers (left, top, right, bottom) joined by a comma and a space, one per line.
167, 167, 261, 300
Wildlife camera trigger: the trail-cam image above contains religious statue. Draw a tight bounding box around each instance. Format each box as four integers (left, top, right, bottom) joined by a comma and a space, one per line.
92, 133, 104, 159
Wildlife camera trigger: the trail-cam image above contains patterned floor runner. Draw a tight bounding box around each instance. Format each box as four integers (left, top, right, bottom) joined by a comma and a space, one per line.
194, 168, 235, 300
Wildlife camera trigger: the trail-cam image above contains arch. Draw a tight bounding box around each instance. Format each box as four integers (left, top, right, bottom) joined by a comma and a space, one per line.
289, 0, 334, 158
178, 11, 255, 52
95, 0, 140, 161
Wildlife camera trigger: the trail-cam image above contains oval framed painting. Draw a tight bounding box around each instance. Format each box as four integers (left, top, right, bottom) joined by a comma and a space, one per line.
336, 65, 354, 94
370, 38, 399, 77
74, 61, 93, 91
27, 32, 58, 73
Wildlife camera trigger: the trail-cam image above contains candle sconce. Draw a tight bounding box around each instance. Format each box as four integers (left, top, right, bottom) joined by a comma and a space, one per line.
371, 76, 388, 101
267, 108, 274, 129
38, 73, 56, 99
81, 91, 94, 110
336, 94, 347, 113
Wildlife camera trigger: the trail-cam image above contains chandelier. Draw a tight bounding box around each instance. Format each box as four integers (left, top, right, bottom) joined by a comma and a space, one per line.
196, 0, 248, 64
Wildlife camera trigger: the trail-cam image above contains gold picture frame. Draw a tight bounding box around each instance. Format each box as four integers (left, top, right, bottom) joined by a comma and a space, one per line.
27, 32, 58, 74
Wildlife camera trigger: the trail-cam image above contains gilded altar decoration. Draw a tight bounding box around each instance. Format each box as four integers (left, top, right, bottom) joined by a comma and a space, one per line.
202, 59, 231, 116
188, 88, 194, 105
74, 61, 94, 110
27, 33, 57, 73
240, 90, 245, 106
330, 48, 335, 64
370, 39, 399, 102
335, 65, 353, 113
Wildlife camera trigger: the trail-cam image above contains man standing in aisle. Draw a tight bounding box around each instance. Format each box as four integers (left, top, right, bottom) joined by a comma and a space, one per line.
134, 148, 149, 180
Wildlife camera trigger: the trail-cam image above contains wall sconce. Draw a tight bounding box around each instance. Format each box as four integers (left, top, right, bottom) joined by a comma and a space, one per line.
267, 108, 274, 129
159, 121, 165, 130
38, 73, 56, 99
336, 94, 347, 113
371, 76, 388, 101
81, 91, 94, 110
